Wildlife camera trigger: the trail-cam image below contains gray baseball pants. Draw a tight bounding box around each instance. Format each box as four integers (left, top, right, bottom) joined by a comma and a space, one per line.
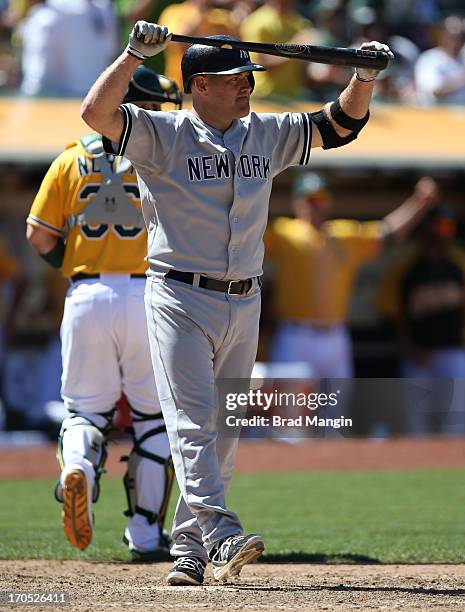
145, 276, 261, 561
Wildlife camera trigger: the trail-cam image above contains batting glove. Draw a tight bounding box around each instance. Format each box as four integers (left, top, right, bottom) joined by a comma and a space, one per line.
127, 21, 171, 60
355, 41, 394, 82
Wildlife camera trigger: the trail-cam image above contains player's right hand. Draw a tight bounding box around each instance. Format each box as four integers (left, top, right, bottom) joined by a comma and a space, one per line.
127, 22, 171, 60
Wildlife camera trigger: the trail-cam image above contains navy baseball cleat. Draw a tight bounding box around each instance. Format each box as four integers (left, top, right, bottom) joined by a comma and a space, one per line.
167, 556, 207, 586
210, 534, 264, 581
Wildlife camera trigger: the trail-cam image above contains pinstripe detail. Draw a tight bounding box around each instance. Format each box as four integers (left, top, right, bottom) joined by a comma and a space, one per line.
118, 104, 132, 156
299, 113, 309, 165
102, 135, 115, 154
26, 215, 65, 237
299, 113, 312, 166
304, 113, 313, 165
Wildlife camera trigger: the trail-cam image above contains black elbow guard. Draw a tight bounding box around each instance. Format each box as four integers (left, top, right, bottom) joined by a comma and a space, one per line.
39, 238, 65, 269
310, 99, 370, 150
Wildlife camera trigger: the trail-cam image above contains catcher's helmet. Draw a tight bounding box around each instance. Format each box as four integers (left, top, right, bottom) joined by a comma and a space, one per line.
123, 66, 182, 108
181, 36, 265, 94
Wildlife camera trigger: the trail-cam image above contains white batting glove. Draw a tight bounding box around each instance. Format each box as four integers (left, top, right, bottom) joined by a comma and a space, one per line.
355, 41, 394, 82
127, 21, 171, 60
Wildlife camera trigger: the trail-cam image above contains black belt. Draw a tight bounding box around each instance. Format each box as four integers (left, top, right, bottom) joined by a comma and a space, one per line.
166, 270, 254, 296
71, 273, 146, 282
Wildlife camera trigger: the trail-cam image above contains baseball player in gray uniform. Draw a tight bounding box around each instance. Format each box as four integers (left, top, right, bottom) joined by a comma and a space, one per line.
81, 21, 392, 585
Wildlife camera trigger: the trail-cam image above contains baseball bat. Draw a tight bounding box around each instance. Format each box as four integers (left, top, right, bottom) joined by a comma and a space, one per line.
170, 34, 390, 70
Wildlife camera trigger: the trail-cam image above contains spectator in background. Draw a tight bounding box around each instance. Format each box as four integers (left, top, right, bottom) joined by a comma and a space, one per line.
240, 0, 313, 100
350, 7, 420, 104
1, 263, 64, 434
158, 0, 245, 87
116, 0, 159, 24
344, 0, 440, 51
305, 0, 352, 102
0, 168, 64, 434
17, 0, 118, 97
0, 235, 23, 375
308, 0, 349, 47
264, 173, 440, 378
0, 7, 18, 90
115, 0, 161, 72
437, 1, 465, 18
116, 0, 258, 77
381, 0, 440, 50
415, 15, 465, 105
8, 0, 35, 20
377, 199, 465, 435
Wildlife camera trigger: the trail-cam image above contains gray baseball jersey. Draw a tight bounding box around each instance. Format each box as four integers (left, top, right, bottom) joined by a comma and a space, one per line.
105, 105, 313, 280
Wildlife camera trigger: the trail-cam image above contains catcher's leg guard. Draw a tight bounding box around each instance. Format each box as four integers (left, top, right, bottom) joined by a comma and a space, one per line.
56, 413, 111, 550
122, 407, 173, 557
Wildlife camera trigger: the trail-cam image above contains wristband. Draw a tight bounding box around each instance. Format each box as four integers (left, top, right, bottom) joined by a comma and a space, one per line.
355, 71, 376, 83
126, 45, 145, 61
329, 98, 370, 131
39, 238, 65, 269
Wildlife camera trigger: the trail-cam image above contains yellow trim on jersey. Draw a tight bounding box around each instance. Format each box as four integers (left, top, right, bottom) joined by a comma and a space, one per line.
27, 139, 148, 278
265, 217, 382, 322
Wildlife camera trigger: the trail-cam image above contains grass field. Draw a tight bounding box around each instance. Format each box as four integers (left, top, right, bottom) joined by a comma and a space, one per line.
1, 468, 464, 563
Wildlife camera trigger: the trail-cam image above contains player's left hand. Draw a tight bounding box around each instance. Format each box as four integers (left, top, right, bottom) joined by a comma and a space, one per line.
127, 22, 171, 61
355, 41, 394, 82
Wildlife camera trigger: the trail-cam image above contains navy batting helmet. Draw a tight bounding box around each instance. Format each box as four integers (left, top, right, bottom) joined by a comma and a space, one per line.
124, 66, 183, 108
181, 36, 265, 94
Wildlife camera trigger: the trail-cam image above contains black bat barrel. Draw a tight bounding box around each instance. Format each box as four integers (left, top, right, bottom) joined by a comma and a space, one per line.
171, 34, 390, 71
286, 44, 390, 70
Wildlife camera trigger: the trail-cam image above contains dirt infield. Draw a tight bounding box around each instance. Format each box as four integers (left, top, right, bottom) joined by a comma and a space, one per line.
2, 438, 465, 611
2, 437, 465, 479
1, 560, 465, 611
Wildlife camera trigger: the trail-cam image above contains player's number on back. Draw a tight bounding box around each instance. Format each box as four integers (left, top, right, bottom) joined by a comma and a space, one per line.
78, 182, 144, 240
81, 224, 144, 240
